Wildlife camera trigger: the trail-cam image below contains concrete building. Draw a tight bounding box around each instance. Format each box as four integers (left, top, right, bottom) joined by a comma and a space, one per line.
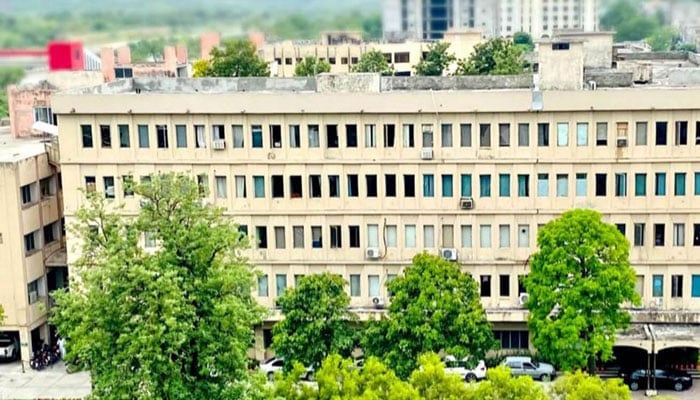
383, 0, 599, 40
0, 126, 65, 366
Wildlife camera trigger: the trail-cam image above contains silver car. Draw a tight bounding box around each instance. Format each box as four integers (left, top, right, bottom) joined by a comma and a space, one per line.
0, 335, 19, 361
503, 356, 556, 382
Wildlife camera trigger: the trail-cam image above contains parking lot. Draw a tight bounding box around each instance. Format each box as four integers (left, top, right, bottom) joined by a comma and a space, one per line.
0, 360, 91, 399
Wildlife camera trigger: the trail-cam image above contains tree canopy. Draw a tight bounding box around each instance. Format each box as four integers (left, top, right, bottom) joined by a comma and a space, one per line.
468, 366, 548, 400
550, 370, 631, 400
352, 50, 393, 75
513, 31, 535, 52
525, 209, 640, 374
600, 0, 684, 50
294, 56, 331, 76
414, 42, 455, 76
273, 273, 357, 371
194, 39, 269, 77
51, 173, 266, 399
363, 253, 496, 379
0, 67, 25, 117
456, 38, 525, 76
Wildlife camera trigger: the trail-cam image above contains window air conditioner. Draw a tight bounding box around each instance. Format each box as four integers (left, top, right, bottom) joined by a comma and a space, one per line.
366, 247, 380, 260
616, 137, 628, 147
441, 248, 458, 261
460, 197, 474, 210
212, 139, 226, 150
518, 292, 530, 306
420, 148, 433, 160
371, 296, 385, 308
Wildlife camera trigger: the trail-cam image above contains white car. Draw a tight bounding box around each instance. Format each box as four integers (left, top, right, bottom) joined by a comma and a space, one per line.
259, 357, 314, 381
0, 334, 19, 361
444, 355, 488, 382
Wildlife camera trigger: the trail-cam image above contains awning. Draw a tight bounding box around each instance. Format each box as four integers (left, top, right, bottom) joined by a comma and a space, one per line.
32, 121, 58, 136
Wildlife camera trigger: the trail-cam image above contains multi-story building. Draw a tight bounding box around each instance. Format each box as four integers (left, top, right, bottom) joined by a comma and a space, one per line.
52, 39, 700, 362
383, 0, 599, 40
0, 126, 65, 365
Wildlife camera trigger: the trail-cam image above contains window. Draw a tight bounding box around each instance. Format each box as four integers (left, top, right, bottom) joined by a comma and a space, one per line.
103, 176, 115, 199
293, 226, 304, 248
422, 125, 433, 147
695, 224, 700, 246
575, 173, 587, 196
289, 125, 300, 148
596, 122, 607, 145
383, 124, 395, 147
480, 275, 492, 297
175, 125, 187, 148
494, 330, 529, 349
517, 174, 529, 197
441, 124, 452, 147
518, 225, 530, 247
366, 175, 377, 197
460, 124, 472, 147
329, 175, 340, 197
405, 224, 416, 247
276, 274, 287, 297
27, 278, 42, 304
675, 121, 688, 145
557, 123, 568, 146
654, 223, 665, 246
20, 183, 34, 205
442, 224, 454, 247
348, 174, 359, 197
118, 124, 130, 148
635, 122, 648, 145
423, 225, 435, 248
365, 124, 376, 148
652, 275, 663, 297
499, 123, 510, 147
616, 223, 626, 236
349, 226, 360, 248
518, 123, 529, 146
253, 176, 265, 198
499, 225, 510, 248
368, 275, 380, 297
461, 225, 472, 247
346, 124, 358, 148
24, 231, 38, 254
350, 275, 361, 297
537, 123, 549, 146
99, 125, 111, 147
85, 176, 96, 192
635, 173, 647, 196
655, 172, 666, 196
308, 125, 320, 148
634, 223, 645, 246
269, 125, 282, 148
81, 125, 93, 148
255, 226, 268, 249
423, 174, 434, 197
385, 174, 396, 197
695, 172, 700, 195
672, 275, 683, 298
673, 223, 685, 246
308, 175, 322, 198
138, 125, 149, 148
614, 173, 627, 197
258, 275, 269, 297
404, 175, 415, 197
479, 124, 491, 147
499, 275, 510, 296
442, 175, 453, 197
252, 125, 263, 148
499, 174, 510, 197
289, 176, 302, 198
461, 174, 472, 197
697, 121, 700, 145
479, 175, 491, 197
576, 122, 588, 146
39, 176, 55, 198
196, 174, 207, 195
480, 224, 491, 248
312, 226, 323, 248
368, 225, 380, 248
552, 42, 570, 50
272, 226, 285, 249
326, 125, 339, 148
270, 175, 284, 197
675, 173, 686, 196
692, 275, 700, 297
114, 67, 133, 78
215, 176, 227, 198
235, 176, 246, 198
156, 125, 168, 148
537, 173, 548, 196
655, 121, 667, 145
556, 174, 568, 197
386, 225, 397, 247
33, 107, 53, 124
228, 125, 243, 148
595, 173, 606, 196
194, 125, 206, 148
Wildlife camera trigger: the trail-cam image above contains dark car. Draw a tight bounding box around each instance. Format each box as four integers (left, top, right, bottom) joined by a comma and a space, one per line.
620, 369, 693, 392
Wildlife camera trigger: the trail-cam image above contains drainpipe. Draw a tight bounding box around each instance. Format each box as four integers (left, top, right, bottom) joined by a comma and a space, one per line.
644, 324, 652, 391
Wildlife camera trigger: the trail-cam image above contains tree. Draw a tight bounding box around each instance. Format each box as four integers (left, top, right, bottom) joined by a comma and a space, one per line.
466, 366, 548, 400
456, 38, 525, 76
294, 56, 331, 76
0, 67, 25, 117
129, 38, 167, 62
195, 39, 269, 78
363, 253, 496, 379
409, 353, 471, 400
352, 50, 393, 75
646, 26, 679, 51
525, 209, 640, 374
192, 59, 214, 78
51, 173, 266, 399
273, 273, 356, 372
513, 31, 535, 52
550, 371, 631, 400
600, 0, 661, 42
414, 42, 455, 76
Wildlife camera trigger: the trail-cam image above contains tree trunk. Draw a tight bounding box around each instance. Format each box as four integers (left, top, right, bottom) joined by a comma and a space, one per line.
588, 353, 597, 376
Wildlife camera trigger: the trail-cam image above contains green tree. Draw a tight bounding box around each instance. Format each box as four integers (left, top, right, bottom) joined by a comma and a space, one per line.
294, 56, 331, 76
646, 26, 679, 51
352, 50, 393, 75
600, 0, 661, 42
456, 38, 525, 76
362, 15, 383, 40
414, 42, 455, 76
466, 366, 548, 400
409, 353, 471, 400
192, 59, 214, 78
129, 38, 167, 62
0, 67, 25, 118
525, 209, 640, 374
196, 39, 269, 77
550, 370, 631, 400
513, 31, 535, 52
273, 273, 356, 373
51, 173, 266, 399
363, 253, 496, 379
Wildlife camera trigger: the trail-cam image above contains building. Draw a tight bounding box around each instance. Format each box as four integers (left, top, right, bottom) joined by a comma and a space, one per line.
0, 126, 65, 365
382, 0, 599, 40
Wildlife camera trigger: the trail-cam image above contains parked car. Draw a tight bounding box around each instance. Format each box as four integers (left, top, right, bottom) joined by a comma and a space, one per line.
620, 369, 693, 392
444, 355, 488, 382
502, 356, 556, 382
258, 357, 314, 381
0, 334, 19, 361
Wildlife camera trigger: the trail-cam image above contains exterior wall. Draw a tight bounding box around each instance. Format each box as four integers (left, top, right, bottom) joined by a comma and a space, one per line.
538, 41, 584, 90
555, 32, 613, 69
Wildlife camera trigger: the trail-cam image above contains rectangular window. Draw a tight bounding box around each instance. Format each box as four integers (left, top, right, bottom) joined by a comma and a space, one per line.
119, 124, 130, 148
614, 173, 627, 197
695, 172, 700, 195
309, 175, 322, 198
479, 124, 491, 147
103, 176, 115, 199
365, 124, 377, 148
405, 224, 416, 248
27, 278, 42, 304
441, 124, 452, 147
499, 275, 510, 297
556, 174, 568, 197
122, 175, 134, 197
215, 176, 227, 198
460, 123, 472, 147
499, 123, 510, 147
461, 174, 472, 197
480, 224, 491, 248
423, 225, 435, 248
634, 223, 645, 246
499, 174, 511, 197
368, 275, 380, 297
441, 174, 453, 197
253, 176, 265, 198
228, 125, 242, 148
289, 176, 303, 198
194, 125, 206, 148
255, 226, 267, 249
576, 122, 588, 146
138, 125, 149, 148
308, 125, 320, 148
596, 122, 608, 145
156, 125, 168, 148
235, 176, 246, 198
537, 123, 549, 146
346, 124, 358, 148
252, 125, 263, 148
494, 330, 530, 350
81, 125, 93, 148
672, 275, 683, 298
499, 224, 510, 248
350, 275, 361, 297
575, 173, 587, 196
673, 223, 685, 246
616, 223, 626, 236
293, 226, 304, 248
289, 125, 300, 148
480, 275, 492, 297
537, 173, 548, 197
633, 122, 647, 145
461, 225, 472, 247
386, 225, 397, 247
349, 226, 360, 248
675, 121, 688, 145
385, 174, 396, 197
654, 223, 665, 246
652, 275, 663, 297
363, 224, 375, 248
423, 174, 435, 197
517, 174, 529, 197
176, 125, 187, 148
329, 175, 340, 198
348, 174, 359, 197
656, 121, 667, 145
403, 124, 415, 147
695, 224, 700, 246
595, 173, 607, 196
557, 122, 569, 146
518, 123, 529, 146
24, 231, 38, 254
635, 173, 647, 196
518, 225, 530, 247
479, 175, 491, 197
675, 172, 686, 196
655, 173, 666, 196
442, 224, 454, 248
85, 176, 96, 192
276, 274, 287, 297
197, 174, 207, 197
274, 226, 285, 249
258, 275, 269, 297
271, 175, 284, 198
384, 124, 396, 147
366, 175, 378, 197
269, 125, 282, 148
404, 174, 415, 197
100, 125, 111, 148
697, 121, 700, 144
312, 226, 323, 248
692, 275, 700, 297
20, 183, 34, 205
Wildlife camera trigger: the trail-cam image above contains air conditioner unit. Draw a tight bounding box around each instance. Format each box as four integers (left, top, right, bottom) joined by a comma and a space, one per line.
616, 137, 628, 147
441, 248, 458, 261
420, 148, 433, 160
366, 247, 380, 260
518, 292, 530, 306
459, 197, 474, 210
212, 139, 226, 150
371, 296, 385, 308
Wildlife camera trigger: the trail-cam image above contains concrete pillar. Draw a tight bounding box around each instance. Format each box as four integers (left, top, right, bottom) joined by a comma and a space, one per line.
175, 44, 188, 65
200, 32, 221, 60
163, 46, 177, 76
100, 47, 116, 82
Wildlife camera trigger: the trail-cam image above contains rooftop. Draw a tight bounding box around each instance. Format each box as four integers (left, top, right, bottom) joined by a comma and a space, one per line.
0, 127, 50, 163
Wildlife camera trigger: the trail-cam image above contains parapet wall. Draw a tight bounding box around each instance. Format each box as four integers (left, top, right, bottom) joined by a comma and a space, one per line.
381, 74, 533, 91
584, 69, 634, 87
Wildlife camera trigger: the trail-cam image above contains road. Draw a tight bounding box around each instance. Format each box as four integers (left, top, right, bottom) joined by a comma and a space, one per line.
0, 360, 91, 399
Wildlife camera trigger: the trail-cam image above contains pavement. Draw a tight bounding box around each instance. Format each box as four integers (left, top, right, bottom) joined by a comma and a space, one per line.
629, 383, 700, 400
0, 360, 91, 400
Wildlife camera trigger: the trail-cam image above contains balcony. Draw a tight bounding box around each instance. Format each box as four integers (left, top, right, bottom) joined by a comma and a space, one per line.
44, 136, 60, 166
